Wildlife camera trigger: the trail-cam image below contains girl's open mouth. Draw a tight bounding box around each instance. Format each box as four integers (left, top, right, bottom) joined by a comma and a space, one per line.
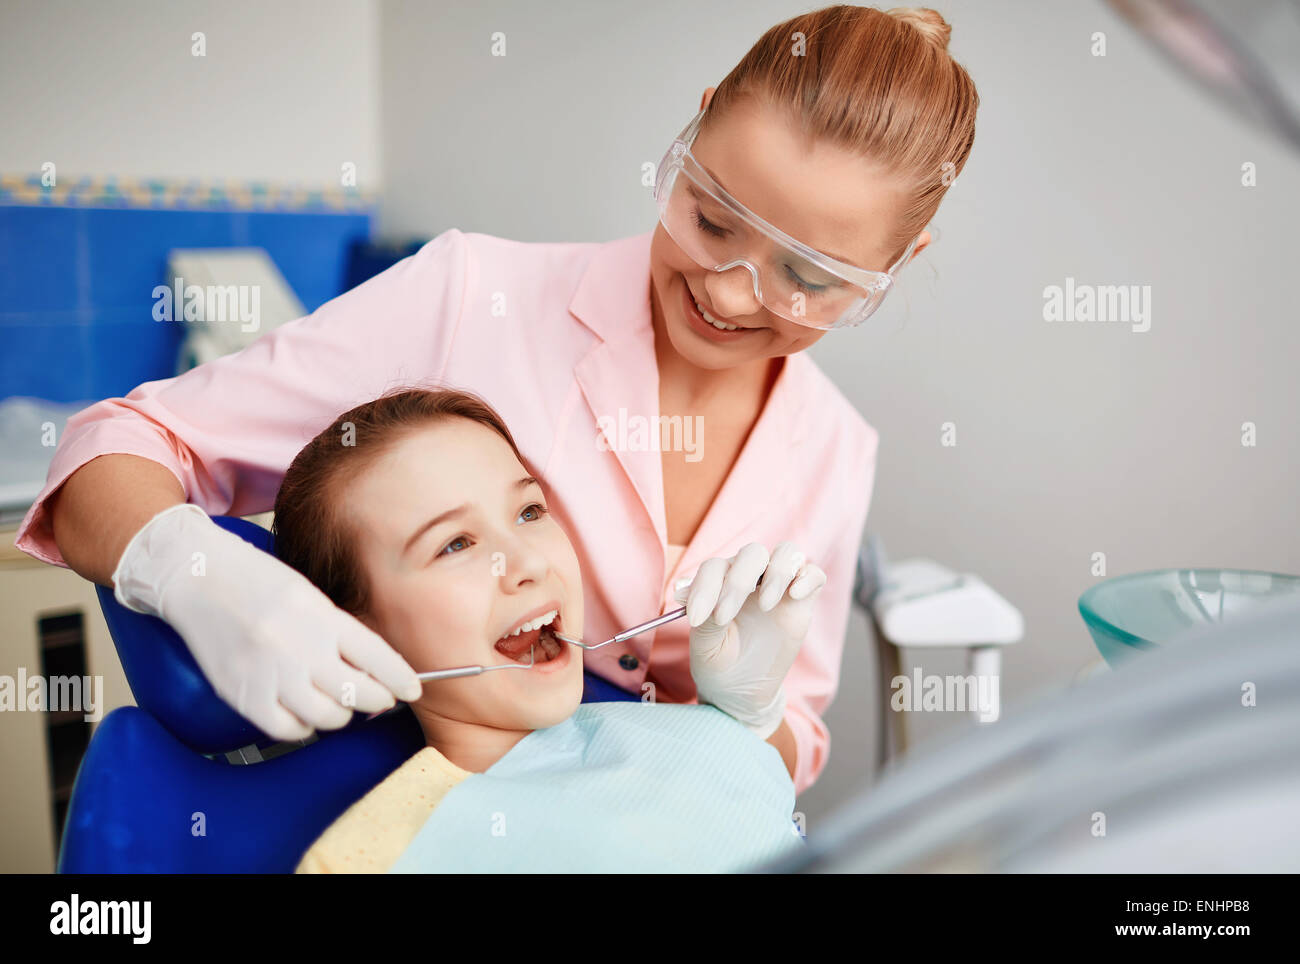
494, 611, 566, 665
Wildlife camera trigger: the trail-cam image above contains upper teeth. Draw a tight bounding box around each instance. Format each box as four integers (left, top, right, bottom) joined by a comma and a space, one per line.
503, 610, 558, 637
696, 299, 741, 331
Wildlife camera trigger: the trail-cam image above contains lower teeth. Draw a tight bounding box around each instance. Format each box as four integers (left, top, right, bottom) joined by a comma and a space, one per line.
506, 629, 560, 664
536, 630, 561, 663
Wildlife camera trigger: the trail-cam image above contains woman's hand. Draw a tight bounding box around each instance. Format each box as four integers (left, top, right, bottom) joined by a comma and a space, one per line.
675, 541, 827, 740
112, 503, 423, 741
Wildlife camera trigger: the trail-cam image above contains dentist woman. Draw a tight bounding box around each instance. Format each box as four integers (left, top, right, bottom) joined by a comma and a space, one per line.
15, 5, 977, 795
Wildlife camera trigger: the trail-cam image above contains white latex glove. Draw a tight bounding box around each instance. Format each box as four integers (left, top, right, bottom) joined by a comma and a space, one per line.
674, 541, 827, 740
112, 503, 422, 741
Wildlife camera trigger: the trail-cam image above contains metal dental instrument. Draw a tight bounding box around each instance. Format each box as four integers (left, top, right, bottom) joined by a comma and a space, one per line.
554, 607, 688, 650
364, 645, 538, 720
559, 569, 785, 650
416, 643, 537, 681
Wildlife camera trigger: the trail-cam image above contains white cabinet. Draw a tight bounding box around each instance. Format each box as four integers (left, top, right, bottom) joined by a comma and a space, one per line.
0, 528, 132, 872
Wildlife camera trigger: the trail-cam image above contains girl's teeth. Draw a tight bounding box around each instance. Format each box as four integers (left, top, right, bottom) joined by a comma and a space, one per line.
506, 609, 558, 637
695, 299, 740, 331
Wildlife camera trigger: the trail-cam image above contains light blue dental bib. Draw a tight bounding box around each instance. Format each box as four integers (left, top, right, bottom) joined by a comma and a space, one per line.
388, 702, 805, 873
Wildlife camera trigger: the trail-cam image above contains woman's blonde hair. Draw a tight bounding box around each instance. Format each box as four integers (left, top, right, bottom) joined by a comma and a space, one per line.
703, 5, 978, 268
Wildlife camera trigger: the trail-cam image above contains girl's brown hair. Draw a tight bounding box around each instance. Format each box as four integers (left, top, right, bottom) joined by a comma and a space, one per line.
704, 5, 979, 269
272, 388, 526, 618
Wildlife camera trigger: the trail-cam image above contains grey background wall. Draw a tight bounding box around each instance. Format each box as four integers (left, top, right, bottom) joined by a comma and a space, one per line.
3, 1, 1297, 828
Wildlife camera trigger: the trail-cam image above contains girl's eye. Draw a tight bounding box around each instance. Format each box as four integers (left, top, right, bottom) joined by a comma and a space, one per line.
518, 502, 549, 524
691, 207, 728, 238
433, 503, 547, 561
438, 536, 472, 557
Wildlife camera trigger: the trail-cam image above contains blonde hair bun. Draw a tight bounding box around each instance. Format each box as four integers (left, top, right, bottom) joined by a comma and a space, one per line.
886, 6, 952, 51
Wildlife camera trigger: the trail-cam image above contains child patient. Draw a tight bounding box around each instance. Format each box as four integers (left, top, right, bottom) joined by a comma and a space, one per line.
278, 387, 810, 873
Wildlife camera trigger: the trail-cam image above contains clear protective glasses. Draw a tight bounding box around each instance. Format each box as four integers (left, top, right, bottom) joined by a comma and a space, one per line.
654, 108, 925, 331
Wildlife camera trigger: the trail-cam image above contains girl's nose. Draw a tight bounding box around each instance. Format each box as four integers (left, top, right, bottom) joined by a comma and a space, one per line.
498, 535, 549, 586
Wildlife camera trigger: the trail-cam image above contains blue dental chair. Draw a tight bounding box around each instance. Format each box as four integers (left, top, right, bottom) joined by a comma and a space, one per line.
58, 516, 639, 874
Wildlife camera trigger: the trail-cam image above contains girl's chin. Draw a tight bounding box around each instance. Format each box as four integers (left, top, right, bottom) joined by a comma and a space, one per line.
519, 691, 584, 728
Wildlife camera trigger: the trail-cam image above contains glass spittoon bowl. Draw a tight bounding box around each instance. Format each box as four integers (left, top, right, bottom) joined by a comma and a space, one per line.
1078, 568, 1300, 668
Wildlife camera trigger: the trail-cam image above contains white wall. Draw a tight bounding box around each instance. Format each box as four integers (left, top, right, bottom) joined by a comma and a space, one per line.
0, 0, 381, 187
378, 0, 1300, 821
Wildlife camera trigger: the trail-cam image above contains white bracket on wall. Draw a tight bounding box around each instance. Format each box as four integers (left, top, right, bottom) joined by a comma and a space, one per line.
165, 248, 306, 372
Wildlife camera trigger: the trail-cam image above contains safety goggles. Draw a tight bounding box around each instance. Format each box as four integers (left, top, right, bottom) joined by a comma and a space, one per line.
654, 109, 923, 331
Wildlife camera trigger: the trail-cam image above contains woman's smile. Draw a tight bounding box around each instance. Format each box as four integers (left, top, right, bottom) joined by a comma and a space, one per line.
681, 278, 764, 343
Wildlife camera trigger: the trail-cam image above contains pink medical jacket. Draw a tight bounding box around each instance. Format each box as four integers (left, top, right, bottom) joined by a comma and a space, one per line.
14, 228, 878, 796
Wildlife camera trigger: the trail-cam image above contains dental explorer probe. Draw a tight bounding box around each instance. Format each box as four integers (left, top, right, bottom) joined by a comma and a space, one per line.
555, 567, 784, 650
416, 643, 537, 681
363, 645, 538, 720
554, 607, 688, 650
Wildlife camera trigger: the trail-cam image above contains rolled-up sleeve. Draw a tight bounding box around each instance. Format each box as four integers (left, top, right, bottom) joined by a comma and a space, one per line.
783, 420, 877, 796
14, 228, 470, 568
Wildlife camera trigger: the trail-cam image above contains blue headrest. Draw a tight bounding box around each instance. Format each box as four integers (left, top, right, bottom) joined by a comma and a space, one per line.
96, 516, 372, 754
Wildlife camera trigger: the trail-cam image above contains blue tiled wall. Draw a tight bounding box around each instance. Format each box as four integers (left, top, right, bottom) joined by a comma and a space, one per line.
0, 206, 372, 402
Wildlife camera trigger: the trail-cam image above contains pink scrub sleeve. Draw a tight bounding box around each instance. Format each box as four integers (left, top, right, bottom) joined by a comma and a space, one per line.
14, 229, 470, 568
782, 419, 878, 796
